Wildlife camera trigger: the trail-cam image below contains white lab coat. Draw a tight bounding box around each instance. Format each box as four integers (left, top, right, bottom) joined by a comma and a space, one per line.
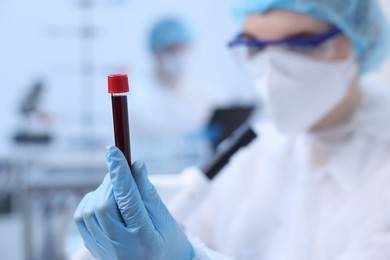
186, 78, 390, 260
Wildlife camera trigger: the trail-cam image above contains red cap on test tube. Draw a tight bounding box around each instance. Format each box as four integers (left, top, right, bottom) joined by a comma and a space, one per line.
108, 74, 129, 94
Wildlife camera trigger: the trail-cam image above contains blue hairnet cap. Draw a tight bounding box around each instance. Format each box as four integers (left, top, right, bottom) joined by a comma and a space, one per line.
149, 18, 192, 53
232, 0, 390, 73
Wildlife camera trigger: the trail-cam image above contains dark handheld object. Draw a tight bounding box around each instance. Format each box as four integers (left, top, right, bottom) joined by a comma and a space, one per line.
206, 105, 254, 150
201, 124, 257, 180
108, 74, 132, 168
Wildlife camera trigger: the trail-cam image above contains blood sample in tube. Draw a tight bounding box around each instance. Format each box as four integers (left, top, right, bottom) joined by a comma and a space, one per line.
108, 74, 132, 168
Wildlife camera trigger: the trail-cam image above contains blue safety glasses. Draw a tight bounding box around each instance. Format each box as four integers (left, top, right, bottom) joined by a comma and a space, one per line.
228, 28, 342, 60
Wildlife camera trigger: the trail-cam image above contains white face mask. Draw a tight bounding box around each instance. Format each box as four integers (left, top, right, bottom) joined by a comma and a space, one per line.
249, 49, 359, 133
159, 52, 187, 82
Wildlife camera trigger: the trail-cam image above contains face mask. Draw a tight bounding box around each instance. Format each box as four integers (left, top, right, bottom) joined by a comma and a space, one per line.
159, 52, 187, 82
249, 49, 359, 133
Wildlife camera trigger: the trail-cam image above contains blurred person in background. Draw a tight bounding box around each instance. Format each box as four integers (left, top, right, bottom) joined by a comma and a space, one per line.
150, 17, 191, 89
130, 17, 229, 139
74, 0, 390, 259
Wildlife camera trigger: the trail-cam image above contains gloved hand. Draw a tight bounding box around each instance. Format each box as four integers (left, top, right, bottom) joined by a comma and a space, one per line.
74, 146, 195, 260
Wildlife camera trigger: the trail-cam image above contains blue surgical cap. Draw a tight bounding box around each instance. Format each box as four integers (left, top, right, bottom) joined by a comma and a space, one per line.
149, 18, 192, 53
232, 0, 390, 73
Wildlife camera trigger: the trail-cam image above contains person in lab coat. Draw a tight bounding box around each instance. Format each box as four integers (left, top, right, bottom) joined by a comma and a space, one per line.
74, 0, 390, 259
130, 17, 229, 139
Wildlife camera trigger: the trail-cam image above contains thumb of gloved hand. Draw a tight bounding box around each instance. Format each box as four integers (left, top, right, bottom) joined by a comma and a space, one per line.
74, 146, 194, 260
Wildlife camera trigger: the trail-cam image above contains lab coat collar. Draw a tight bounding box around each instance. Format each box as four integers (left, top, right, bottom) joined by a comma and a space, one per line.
302, 78, 390, 192
301, 128, 363, 193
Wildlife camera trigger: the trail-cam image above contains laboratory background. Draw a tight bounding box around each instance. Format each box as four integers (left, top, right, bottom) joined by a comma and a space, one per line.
0, 0, 390, 259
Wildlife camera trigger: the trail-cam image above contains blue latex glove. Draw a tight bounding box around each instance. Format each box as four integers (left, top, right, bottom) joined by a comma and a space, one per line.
74, 146, 194, 260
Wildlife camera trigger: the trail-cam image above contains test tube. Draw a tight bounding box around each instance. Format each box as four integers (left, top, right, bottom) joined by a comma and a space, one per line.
108, 74, 132, 168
